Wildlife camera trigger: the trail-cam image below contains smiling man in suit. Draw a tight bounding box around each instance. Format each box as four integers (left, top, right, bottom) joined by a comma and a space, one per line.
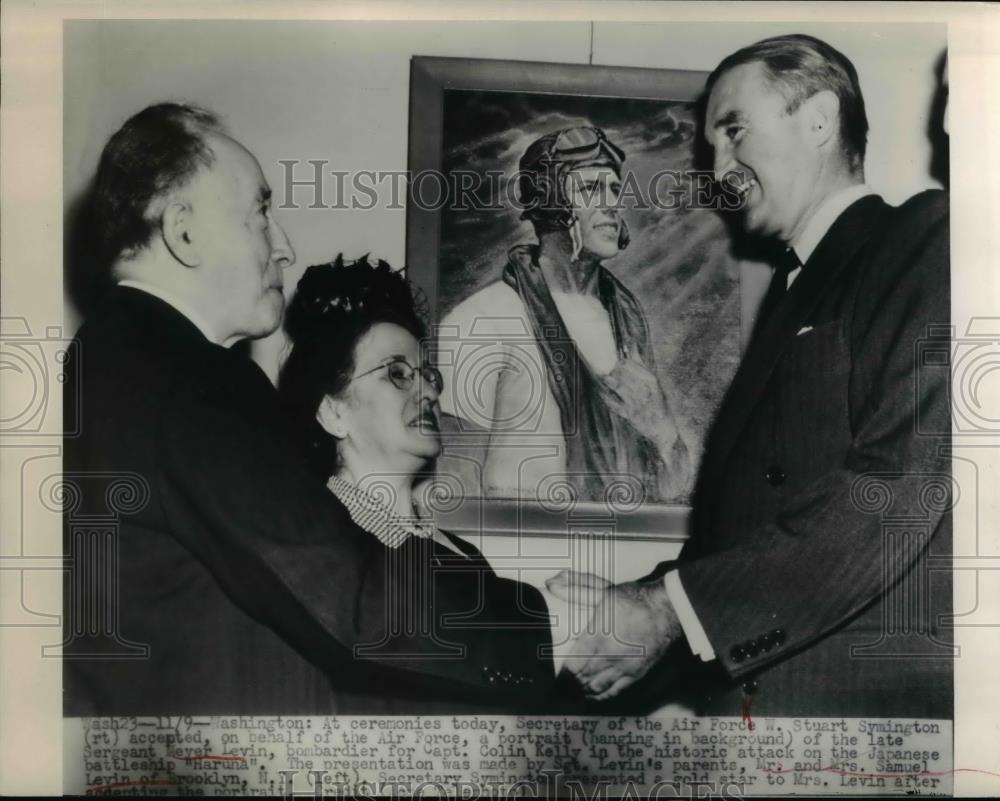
559, 34, 952, 718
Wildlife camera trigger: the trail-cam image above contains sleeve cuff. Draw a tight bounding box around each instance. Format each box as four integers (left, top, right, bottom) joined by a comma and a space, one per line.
664, 570, 716, 662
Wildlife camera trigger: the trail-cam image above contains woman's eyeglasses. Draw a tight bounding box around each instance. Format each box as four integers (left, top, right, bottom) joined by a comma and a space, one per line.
350, 358, 444, 394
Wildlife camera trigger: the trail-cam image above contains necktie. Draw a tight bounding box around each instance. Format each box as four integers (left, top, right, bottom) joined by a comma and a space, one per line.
754, 246, 802, 332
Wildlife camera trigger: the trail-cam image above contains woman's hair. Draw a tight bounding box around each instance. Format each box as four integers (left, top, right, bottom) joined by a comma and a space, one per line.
278, 254, 427, 477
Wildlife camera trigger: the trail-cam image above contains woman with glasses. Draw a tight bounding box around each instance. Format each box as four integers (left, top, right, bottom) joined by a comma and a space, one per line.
278, 255, 588, 713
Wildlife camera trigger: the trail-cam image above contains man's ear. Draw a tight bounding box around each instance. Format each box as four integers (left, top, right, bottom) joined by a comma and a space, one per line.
802, 89, 840, 149
160, 200, 201, 267
317, 395, 349, 440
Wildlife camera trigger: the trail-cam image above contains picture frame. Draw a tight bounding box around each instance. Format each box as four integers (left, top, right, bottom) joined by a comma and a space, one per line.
406, 56, 751, 541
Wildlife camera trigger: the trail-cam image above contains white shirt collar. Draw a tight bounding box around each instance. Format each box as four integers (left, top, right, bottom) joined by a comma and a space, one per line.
117, 280, 223, 346
791, 183, 875, 265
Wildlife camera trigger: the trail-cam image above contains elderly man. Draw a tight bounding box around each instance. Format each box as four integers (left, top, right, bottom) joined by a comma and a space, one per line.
63, 103, 557, 714
558, 34, 952, 718
439, 126, 689, 501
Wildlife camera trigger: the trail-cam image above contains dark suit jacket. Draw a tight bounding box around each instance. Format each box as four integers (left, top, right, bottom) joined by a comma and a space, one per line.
332, 530, 583, 715
63, 287, 557, 715
652, 191, 952, 718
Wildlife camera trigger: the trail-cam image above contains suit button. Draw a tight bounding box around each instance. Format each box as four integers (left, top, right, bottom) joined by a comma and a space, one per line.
759, 633, 772, 652
746, 640, 760, 658
774, 628, 786, 646
487, 675, 496, 685
765, 466, 786, 486
742, 679, 758, 695
730, 645, 747, 663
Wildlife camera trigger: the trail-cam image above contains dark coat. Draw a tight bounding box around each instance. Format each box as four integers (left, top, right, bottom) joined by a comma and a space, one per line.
633, 191, 952, 718
63, 287, 559, 715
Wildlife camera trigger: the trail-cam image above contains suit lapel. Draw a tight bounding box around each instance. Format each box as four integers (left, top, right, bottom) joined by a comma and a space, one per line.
700, 196, 890, 487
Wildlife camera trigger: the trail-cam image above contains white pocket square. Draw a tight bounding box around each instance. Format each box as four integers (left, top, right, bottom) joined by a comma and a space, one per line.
796, 325, 814, 336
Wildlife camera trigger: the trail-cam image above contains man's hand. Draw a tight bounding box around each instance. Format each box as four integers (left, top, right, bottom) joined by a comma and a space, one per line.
565, 579, 683, 700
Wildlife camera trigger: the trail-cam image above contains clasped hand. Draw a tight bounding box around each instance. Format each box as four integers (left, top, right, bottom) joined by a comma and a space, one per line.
546, 570, 682, 700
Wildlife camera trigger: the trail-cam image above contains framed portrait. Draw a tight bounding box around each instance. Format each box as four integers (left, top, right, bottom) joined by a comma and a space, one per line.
407, 56, 750, 541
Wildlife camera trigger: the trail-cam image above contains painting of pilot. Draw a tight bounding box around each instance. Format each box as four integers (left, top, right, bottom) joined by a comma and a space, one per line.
438, 126, 690, 502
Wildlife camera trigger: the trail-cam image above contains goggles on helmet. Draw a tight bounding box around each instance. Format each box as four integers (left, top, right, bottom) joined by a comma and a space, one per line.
522, 126, 626, 175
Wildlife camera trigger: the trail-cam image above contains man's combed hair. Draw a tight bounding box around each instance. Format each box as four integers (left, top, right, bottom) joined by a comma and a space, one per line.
706, 34, 869, 172
92, 103, 223, 266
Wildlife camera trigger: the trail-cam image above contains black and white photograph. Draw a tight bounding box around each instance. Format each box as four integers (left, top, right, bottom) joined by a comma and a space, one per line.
1, 3, 998, 798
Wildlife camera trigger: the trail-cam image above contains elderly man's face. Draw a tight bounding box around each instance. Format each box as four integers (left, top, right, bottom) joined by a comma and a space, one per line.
706, 61, 817, 243
184, 134, 295, 344
564, 166, 623, 260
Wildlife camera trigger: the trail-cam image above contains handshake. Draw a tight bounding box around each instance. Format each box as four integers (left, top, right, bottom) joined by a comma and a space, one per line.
544, 570, 685, 700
